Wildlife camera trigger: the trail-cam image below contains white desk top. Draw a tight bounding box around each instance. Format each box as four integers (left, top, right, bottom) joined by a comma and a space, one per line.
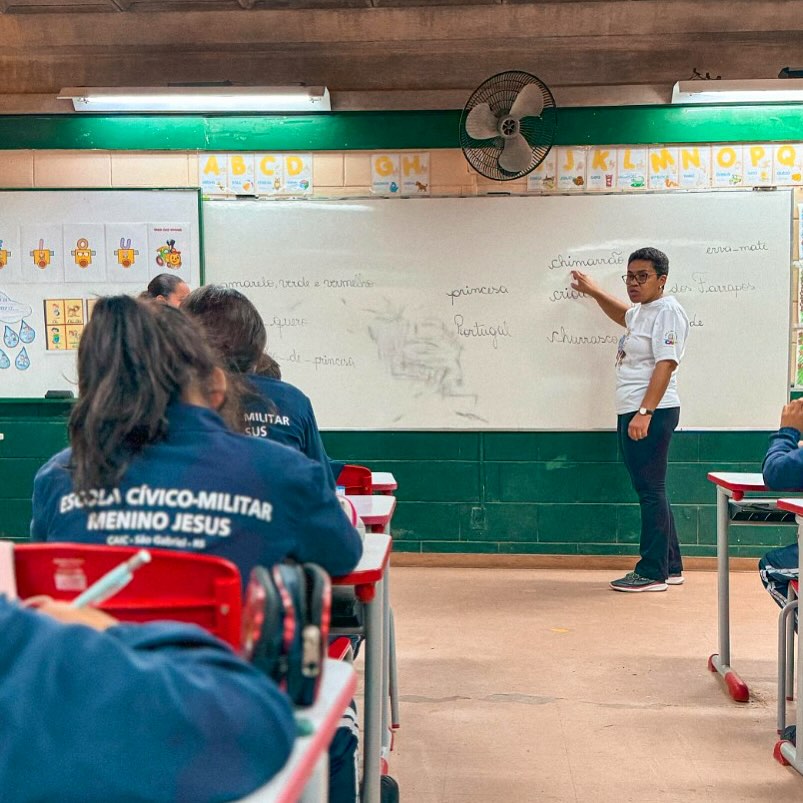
347, 494, 397, 527
333, 533, 392, 585
707, 472, 767, 491
371, 471, 397, 492
238, 659, 357, 803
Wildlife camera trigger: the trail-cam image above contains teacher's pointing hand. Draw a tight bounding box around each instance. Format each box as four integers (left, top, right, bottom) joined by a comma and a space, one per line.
569, 270, 599, 297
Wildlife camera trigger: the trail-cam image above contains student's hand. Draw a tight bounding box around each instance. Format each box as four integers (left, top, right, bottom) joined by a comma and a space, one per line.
780, 399, 803, 432
23, 596, 118, 631
569, 270, 598, 298
628, 413, 651, 441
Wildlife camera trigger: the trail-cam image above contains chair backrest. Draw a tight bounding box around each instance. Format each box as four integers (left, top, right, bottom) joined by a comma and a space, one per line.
336, 464, 372, 495
14, 543, 242, 648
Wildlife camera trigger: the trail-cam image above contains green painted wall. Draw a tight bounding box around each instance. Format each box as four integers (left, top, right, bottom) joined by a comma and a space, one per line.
1, 402, 792, 558
321, 430, 794, 558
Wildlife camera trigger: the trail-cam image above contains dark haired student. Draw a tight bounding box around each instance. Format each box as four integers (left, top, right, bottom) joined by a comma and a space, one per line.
183, 285, 338, 487
29, 297, 363, 802
571, 247, 690, 592
1, 595, 295, 803
30, 297, 359, 580
143, 273, 191, 307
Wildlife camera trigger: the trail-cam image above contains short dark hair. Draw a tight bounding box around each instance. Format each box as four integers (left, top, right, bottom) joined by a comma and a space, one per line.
145, 273, 185, 299
628, 247, 669, 277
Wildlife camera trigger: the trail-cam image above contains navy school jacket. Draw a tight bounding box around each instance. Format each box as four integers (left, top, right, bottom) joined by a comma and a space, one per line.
30, 403, 363, 584
763, 426, 803, 490
244, 375, 336, 488
0, 597, 295, 803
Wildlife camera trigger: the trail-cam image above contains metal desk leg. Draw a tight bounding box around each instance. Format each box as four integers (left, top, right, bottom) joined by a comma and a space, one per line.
708, 487, 750, 702
777, 519, 803, 770
381, 563, 392, 759
362, 578, 385, 803
778, 600, 798, 732
389, 608, 400, 730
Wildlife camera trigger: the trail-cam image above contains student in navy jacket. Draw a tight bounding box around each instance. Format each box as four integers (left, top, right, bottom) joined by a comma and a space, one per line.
30, 297, 363, 803
0, 595, 295, 803
30, 297, 361, 582
182, 285, 338, 487
759, 398, 803, 608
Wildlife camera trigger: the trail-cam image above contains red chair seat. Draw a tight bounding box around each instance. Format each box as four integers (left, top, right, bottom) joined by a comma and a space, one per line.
14, 543, 242, 649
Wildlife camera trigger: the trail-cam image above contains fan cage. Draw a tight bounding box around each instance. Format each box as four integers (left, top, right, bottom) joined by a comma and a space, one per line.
459, 70, 558, 181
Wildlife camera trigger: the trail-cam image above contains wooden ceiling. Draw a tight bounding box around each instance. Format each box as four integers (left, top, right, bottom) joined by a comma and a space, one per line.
0, 1, 801, 110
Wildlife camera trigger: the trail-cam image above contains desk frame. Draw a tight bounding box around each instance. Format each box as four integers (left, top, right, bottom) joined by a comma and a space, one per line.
773, 501, 803, 773
707, 472, 798, 702
332, 533, 393, 803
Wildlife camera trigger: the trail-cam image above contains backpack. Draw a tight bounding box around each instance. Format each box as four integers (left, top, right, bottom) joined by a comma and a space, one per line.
241, 562, 331, 707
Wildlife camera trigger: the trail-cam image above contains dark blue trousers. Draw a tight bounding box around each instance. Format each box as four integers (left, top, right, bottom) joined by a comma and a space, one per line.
617, 407, 683, 582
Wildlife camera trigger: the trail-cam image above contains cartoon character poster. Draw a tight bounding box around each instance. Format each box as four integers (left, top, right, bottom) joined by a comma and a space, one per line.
148, 223, 191, 282
106, 223, 148, 284
21, 225, 64, 284
63, 224, 107, 283
0, 227, 21, 283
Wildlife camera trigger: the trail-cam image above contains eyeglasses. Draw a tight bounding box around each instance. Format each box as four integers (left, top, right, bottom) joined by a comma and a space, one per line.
622, 272, 657, 285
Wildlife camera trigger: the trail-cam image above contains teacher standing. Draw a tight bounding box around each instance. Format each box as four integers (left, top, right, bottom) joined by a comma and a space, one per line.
571, 247, 690, 593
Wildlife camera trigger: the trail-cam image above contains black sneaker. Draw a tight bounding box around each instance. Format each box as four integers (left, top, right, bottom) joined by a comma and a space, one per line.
610, 571, 668, 592
781, 725, 797, 745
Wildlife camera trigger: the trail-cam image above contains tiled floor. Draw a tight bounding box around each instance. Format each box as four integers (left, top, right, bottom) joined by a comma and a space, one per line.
383, 567, 803, 802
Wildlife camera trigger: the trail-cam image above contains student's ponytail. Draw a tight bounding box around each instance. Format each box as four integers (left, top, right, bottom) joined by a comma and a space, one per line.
69, 297, 231, 492
69, 296, 174, 492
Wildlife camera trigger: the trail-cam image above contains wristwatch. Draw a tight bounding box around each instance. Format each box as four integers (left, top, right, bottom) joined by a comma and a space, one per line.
638, 407, 654, 416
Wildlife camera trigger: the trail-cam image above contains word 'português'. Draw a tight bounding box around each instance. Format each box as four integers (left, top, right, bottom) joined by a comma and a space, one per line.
453, 314, 511, 349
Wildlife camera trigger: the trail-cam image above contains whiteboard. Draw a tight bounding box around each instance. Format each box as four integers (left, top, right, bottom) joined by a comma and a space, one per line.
0, 190, 201, 398
204, 192, 792, 430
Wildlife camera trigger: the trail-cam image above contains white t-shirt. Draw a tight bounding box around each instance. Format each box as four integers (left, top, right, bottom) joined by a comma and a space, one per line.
614, 295, 689, 415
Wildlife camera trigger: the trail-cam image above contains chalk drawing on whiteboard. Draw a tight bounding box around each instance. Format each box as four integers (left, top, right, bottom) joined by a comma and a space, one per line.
366, 300, 487, 423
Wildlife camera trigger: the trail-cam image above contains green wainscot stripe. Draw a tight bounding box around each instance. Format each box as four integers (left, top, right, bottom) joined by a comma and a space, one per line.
1, 104, 803, 151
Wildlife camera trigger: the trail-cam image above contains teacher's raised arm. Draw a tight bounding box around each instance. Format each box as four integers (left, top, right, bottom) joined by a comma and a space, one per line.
570, 269, 629, 327
574, 247, 690, 595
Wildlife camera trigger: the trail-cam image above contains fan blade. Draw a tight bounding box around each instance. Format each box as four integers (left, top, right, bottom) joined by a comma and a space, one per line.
465, 103, 499, 139
498, 133, 532, 173
509, 83, 544, 120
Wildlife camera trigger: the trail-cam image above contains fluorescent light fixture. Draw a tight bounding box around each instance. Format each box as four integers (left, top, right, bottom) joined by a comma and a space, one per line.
672, 79, 803, 104
57, 86, 331, 113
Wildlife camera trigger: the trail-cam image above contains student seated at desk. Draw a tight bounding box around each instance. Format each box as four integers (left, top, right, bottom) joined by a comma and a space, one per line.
30, 297, 361, 580
182, 286, 338, 488
1, 595, 295, 803
758, 399, 803, 609
30, 296, 363, 803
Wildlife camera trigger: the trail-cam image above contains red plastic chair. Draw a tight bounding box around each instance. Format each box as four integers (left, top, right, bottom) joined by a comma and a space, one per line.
336, 464, 372, 495
14, 543, 242, 649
